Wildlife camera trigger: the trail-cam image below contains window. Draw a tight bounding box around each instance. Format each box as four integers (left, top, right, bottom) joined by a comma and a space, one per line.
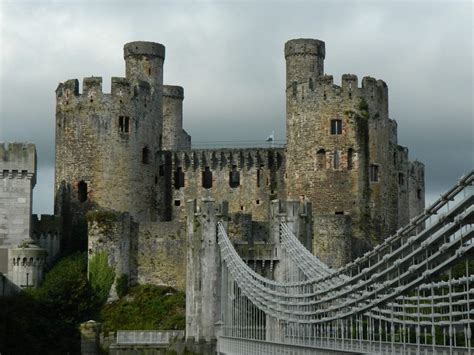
398, 173, 405, 186
174, 199, 181, 206
119, 116, 130, 133
347, 148, 354, 170
309, 78, 314, 91
417, 189, 422, 200
330, 119, 342, 135
202, 167, 213, 189
333, 151, 340, 169
257, 165, 264, 187
229, 165, 240, 188
78, 180, 87, 202
159, 165, 164, 176
174, 167, 184, 189
335, 211, 344, 215
292, 81, 297, 97
316, 149, 326, 170
369, 164, 379, 182
256, 200, 260, 205
142, 147, 150, 164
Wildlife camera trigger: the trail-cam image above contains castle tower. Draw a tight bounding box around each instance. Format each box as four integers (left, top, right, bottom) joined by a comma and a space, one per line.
284, 38, 425, 265
285, 38, 325, 87
124, 41, 165, 91
162, 85, 184, 150
55, 41, 167, 249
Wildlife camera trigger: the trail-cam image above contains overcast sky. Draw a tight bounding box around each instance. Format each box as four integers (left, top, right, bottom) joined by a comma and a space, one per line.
0, 0, 472, 214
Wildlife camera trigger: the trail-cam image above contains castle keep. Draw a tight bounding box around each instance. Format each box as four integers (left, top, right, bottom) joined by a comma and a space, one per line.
51, 38, 425, 292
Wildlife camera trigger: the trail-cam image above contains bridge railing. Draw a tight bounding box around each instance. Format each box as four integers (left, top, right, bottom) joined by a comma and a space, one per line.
116, 330, 184, 344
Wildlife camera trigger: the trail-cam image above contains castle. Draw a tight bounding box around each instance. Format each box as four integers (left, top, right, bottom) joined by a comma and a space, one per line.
0, 38, 425, 294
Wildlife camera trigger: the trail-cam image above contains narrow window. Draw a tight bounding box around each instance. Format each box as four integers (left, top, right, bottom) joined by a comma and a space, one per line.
240, 205, 245, 211
316, 149, 326, 170
398, 173, 405, 186
257, 166, 264, 187
159, 165, 164, 176
347, 148, 354, 170
393, 152, 397, 166
292, 81, 297, 97
119, 116, 130, 133
78, 180, 87, 202
229, 165, 240, 188
369, 164, 379, 182
142, 147, 150, 164
124, 117, 129, 132
154, 176, 158, 185
333, 151, 340, 169
202, 167, 213, 189
330, 119, 342, 135
417, 188, 422, 199
309, 78, 314, 91
174, 167, 184, 189
256, 200, 260, 205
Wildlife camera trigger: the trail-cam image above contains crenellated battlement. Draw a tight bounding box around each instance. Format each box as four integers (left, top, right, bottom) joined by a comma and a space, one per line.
0, 143, 36, 177
289, 73, 389, 114
55, 76, 153, 103
159, 148, 285, 172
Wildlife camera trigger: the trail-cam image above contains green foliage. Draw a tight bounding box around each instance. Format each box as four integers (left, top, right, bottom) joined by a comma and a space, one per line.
100, 285, 185, 334
0, 253, 93, 354
86, 209, 119, 224
115, 273, 129, 298
89, 252, 115, 305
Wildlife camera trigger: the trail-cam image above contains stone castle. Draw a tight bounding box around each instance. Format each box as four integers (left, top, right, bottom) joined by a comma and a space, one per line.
0, 38, 425, 294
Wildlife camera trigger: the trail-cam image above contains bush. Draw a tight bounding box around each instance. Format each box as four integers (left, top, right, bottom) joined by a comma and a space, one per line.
100, 285, 185, 333
0, 253, 92, 354
116, 273, 129, 298
89, 252, 115, 305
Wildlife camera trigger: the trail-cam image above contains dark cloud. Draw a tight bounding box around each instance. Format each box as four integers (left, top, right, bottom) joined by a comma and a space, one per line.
0, 1, 472, 213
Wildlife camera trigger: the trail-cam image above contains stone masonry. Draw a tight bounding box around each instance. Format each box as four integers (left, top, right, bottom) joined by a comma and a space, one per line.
52, 38, 425, 295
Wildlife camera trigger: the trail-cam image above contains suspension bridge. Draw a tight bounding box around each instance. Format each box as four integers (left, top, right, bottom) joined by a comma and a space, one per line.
185, 171, 473, 355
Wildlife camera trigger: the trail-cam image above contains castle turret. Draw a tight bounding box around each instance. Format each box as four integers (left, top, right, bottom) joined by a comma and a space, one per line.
285, 38, 325, 89
124, 41, 165, 90
162, 85, 184, 150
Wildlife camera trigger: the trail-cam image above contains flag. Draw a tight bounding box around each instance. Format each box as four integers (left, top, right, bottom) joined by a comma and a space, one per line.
266, 131, 274, 142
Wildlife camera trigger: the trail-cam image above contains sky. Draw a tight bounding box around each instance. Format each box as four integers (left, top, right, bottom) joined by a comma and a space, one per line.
0, 0, 472, 214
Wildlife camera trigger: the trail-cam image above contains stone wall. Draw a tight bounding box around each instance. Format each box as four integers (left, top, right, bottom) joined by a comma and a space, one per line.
313, 215, 352, 268
0, 143, 36, 248
32, 214, 62, 264
159, 148, 286, 222
87, 210, 137, 299
137, 221, 186, 290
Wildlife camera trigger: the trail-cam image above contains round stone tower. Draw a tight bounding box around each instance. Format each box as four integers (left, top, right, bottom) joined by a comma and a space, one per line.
285, 38, 325, 90
10, 239, 47, 289
55, 41, 166, 248
124, 41, 165, 93
162, 85, 184, 150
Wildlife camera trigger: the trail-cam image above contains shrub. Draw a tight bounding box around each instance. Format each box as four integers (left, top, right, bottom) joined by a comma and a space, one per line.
116, 273, 129, 298
89, 252, 115, 305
